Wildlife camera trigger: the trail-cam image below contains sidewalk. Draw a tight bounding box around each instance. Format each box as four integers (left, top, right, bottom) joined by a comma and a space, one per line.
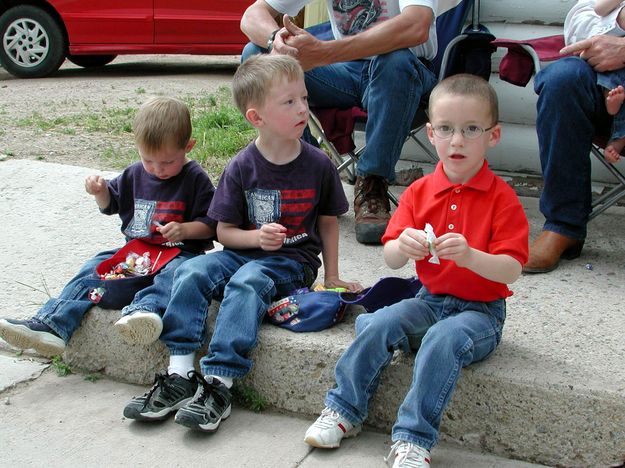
1, 159, 625, 467
0, 353, 546, 467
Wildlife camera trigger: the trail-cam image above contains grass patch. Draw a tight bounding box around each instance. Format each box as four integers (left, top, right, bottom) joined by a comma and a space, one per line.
51, 355, 72, 377
10, 86, 256, 179
232, 383, 269, 413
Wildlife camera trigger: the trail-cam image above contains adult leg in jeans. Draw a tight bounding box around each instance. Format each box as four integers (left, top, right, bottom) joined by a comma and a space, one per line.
305, 50, 436, 244
525, 57, 610, 273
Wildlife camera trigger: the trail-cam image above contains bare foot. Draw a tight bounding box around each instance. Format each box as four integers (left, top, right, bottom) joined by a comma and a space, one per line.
606, 85, 625, 115
605, 136, 625, 163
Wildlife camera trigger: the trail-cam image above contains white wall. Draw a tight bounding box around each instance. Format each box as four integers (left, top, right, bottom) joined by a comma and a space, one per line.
403, 0, 619, 183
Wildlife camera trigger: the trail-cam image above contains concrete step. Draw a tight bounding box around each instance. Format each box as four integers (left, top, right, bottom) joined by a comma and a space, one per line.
2, 160, 625, 467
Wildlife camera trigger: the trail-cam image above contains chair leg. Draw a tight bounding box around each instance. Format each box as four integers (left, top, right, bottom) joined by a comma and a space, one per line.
589, 145, 625, 220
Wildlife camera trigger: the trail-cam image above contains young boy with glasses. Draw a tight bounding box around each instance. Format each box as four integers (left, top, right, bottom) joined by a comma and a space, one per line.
304, 74, 529, 468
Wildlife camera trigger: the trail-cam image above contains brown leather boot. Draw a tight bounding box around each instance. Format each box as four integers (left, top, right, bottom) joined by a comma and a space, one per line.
354, 175, 391, 244
523, 230, 584, 274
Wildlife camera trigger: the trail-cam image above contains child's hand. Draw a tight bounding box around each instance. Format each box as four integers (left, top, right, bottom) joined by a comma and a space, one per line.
397, 228, 429, 261
324, 276, 363, 292
85, 175, 107, 195
434, 233, 472, 266
259, 223, 287, 251
157, 221, 185, 242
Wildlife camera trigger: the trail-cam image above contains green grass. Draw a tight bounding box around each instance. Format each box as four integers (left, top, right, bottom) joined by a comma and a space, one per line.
51, 355, 72, 377
232, 383, 269, 412
10, 86, 256, 179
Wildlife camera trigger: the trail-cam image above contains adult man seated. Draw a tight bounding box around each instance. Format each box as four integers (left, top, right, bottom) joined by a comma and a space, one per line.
524, 2, 625, 273
240, 0, 439, 244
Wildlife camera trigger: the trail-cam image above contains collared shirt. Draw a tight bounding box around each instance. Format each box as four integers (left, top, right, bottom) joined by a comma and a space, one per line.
382, 161, 529, 302
564, 0, 625, 45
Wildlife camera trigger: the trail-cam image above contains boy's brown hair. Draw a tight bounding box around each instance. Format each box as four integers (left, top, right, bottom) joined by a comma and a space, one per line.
232, 54, 305, 115
133, 96, 192, 152
428, 74, 499, 124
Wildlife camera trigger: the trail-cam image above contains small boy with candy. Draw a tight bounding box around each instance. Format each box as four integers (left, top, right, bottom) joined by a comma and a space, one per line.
0, 96, 215, 356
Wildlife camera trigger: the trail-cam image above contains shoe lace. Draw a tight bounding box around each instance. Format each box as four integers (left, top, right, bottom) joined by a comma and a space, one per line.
388, 441, 429, 468
186, 371, 227, 412
314, 407, 342, 429
140, 372, 170, 409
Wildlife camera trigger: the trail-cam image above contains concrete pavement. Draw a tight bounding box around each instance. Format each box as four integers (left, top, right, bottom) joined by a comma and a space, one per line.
0, 353, 546, 467
1, 159, 625, 467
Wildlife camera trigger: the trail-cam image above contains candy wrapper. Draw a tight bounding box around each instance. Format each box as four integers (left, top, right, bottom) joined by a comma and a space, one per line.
99, 251, 152, 280
424, 223, 440, 265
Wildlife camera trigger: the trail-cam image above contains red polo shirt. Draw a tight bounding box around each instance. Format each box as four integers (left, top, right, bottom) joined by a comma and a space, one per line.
382, 161, 529, 301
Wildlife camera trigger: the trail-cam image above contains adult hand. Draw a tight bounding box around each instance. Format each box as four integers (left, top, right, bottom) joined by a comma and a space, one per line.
282, 15, 326, 70
560, 35, 625, 72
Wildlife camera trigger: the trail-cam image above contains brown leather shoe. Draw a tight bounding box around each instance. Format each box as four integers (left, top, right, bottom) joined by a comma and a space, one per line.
354, 175, 391, 244
523, 230, 584, 274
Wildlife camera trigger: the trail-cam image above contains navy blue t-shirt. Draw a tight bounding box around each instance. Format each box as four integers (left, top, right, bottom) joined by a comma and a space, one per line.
209, 140, 348, 272
103, 160, 215, 252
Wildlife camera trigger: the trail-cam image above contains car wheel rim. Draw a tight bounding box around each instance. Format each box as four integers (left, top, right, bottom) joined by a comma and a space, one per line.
3, 17, 50, 68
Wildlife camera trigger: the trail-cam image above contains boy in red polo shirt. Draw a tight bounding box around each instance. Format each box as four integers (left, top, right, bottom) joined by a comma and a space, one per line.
304, 74, 529, 468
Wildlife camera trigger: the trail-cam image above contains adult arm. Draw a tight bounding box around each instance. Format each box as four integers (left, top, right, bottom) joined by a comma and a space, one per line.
240, 0, 434, 70
280, 7, 433, 70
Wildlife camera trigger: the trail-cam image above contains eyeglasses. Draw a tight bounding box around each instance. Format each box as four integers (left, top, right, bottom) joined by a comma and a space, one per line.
431, 124, 495, 140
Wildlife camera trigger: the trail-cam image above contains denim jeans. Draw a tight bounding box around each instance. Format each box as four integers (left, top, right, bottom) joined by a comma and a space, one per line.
160, 250, 309, 376
325, 287, 505, 450
36, 248, 197, 343
241, 43, 437, 183
534, 57, 612, 240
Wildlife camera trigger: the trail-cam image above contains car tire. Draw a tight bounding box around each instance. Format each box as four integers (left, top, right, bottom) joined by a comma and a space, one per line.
0, 5, 67, 78
67, 54, 117, 68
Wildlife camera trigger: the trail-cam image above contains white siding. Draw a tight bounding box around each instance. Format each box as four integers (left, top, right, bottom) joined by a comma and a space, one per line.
403, 0, 620, 183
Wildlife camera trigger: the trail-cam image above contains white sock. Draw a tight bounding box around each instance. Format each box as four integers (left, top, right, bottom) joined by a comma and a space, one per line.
209, 375, 233, 389
168, 353, 195, 379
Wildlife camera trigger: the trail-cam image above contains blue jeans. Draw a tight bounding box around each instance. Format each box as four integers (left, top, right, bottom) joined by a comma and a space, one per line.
36, 248, 197, 343
325, 287, 505, 450
534, 57, 612, 240
242, 43, 437, 183
160, 250, 310, 376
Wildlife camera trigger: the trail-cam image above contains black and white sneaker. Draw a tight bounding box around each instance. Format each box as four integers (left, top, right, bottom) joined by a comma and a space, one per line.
123, 372, 198, 421
0, 317, 65, 357
174, 371, 232, 432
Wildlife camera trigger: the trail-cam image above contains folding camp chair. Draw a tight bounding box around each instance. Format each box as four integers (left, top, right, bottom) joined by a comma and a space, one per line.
307, 0, 495, 205
493, 35, 625, 220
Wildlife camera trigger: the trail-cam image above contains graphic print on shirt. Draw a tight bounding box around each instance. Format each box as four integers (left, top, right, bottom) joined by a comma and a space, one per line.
124, 198, 185, 246
333, 0, 383, 35
245, 188, 315, 246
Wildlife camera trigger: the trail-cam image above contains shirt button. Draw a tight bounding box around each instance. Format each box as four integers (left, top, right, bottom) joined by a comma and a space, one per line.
455, 189, 461, 193
448, 223, 454, 230
450, 204, 457, 210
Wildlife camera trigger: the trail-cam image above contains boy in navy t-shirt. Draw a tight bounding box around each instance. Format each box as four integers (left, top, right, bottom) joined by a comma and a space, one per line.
0, 97, 215, 357
122, 54, 361, 428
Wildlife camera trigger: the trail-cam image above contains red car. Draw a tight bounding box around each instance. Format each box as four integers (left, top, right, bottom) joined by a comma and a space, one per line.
0, 1, 250, 78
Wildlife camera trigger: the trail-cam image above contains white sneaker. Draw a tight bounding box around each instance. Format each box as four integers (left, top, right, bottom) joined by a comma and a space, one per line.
303, 407, 361, 448
114, 311, 163, 345
385, 441, 431, 468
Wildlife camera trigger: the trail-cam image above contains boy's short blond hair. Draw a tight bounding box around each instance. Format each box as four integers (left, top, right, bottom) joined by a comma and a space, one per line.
428, 74, 499, 124
133, 96, 192, 152
232, 54, 305, 115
